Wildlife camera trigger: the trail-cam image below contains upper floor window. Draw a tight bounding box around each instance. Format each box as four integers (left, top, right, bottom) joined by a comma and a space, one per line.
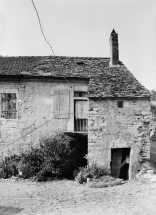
74, 91, 87, 97
74, 91, 88, 132
117, 101, 123, 108
1, 93, 17, 119
74, 100, 88, 132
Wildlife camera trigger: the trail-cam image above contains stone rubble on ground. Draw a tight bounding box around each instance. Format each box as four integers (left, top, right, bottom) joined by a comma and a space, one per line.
136, 168, 156, 182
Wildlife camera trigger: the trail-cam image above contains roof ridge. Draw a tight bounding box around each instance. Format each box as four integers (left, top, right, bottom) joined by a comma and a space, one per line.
0, 55, 110, 59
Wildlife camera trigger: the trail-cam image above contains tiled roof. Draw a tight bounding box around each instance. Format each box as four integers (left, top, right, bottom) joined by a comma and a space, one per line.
0, 56, 150, 98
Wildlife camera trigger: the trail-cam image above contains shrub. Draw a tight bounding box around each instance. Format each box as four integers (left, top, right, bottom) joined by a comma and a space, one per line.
75, 161, 104, 184
75, 164, 101, 184
86, 161, 101, 179
0, 132, 75, 180
38, 132, 75, 179
36, 169, 47, 182
0, 155, 20, 179
18, 148, 44, 179
75, 167, 89, 184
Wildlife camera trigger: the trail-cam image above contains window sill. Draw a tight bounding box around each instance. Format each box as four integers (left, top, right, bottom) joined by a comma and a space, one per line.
0, 118, 18, 121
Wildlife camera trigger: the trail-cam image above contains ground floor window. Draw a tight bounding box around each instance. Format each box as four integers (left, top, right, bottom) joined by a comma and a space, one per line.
1, 93, 17, 119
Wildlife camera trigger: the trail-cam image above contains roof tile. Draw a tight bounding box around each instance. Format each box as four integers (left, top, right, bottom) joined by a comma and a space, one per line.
0, 56, 150, 98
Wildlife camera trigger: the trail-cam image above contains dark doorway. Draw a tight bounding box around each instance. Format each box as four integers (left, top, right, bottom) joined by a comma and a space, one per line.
66, 133, 88, 170
64, 133, 88, 177
72, 135, 88, 169
111, 148, 130, 180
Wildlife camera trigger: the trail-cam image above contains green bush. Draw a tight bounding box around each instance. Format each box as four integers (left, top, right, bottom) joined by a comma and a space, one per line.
87, 161, 101, 179
38, 132, 74, 179
75, 162, 101, 184
0, 132, 75, 180
75, 167, 88, 184
36, 169, 47, 182
18, 148, 44, 179
0, 155, 20, 179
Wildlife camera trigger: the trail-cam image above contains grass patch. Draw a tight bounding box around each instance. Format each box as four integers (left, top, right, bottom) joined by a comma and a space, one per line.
86, 175, 125, 188
0, 206, 23, 215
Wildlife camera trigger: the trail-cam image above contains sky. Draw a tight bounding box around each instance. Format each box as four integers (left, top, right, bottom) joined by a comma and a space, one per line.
0, 0, 156, 90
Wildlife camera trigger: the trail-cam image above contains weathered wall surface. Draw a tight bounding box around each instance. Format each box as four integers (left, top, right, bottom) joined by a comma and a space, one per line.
0, 78, 87, 157
150, 101, 156, 163
88, 98, 151, 179
0, 77, 152, 180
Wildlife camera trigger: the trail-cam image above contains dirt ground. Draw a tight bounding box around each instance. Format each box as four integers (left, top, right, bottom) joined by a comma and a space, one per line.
0, 178, 156, 215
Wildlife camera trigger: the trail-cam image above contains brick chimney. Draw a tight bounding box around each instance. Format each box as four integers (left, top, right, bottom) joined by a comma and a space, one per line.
109, 29, 119, 66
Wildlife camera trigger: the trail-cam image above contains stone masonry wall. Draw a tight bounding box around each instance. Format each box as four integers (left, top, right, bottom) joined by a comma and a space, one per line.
150, 101, 156, 163
0, 78, 82, 157
88, 98, 151, 179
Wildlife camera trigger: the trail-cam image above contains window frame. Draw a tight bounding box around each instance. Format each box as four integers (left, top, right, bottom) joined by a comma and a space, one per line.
74, 91, 88, 132
117, 100, 123, 108
0, 89, 19, 120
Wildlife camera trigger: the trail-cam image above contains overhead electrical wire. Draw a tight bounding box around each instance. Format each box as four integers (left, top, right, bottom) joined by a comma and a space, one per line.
136, 70, 156, 76
0, 112, 74, 151
0, 116, 55, 151
29, 0, 69, 84
30, 0, 156, 78
31, 0, 55, 56
132, 56, 156, 73
0, 1, 70, 151
2, 1, 156, 154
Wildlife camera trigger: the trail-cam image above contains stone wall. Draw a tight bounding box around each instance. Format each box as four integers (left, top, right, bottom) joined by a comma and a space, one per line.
88, 98, 151, 179
150, 101, 156, 163
0, 78, 87, 157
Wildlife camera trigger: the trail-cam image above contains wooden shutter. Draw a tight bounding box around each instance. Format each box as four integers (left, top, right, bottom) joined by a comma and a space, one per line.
9, 93, 16, 119
59, 89, 70, 118
53, 89, 70, 119
1, 93, 16, 119
1, 93, 7, 118
53, 90, 60, 118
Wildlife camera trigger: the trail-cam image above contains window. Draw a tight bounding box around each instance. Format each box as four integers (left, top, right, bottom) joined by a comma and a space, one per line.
117, 101, 123, 108
74, 100, 88, 132
74, 90, 88, 132
74, 91, 87, 97
53, 89, 70, 119
1, 93, 17, 119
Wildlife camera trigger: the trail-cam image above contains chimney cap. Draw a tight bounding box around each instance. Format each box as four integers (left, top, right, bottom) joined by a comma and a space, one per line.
109, 29, 119, 66
111, 29, 116, 34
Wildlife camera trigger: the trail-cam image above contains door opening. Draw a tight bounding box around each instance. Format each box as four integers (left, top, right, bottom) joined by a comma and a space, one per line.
64, 133, 88, 177
111, 148, 130, 180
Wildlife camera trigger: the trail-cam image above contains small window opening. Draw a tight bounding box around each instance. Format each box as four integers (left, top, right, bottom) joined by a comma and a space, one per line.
76, 61, 85, 65
74, 92, 87, 97
117, 101, 123, 108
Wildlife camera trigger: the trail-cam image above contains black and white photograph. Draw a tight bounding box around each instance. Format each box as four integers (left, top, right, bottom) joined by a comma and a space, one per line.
0, 0, 156, 214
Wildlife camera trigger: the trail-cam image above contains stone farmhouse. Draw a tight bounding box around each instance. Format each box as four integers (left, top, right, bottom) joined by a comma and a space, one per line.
0, 30, 151, 179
